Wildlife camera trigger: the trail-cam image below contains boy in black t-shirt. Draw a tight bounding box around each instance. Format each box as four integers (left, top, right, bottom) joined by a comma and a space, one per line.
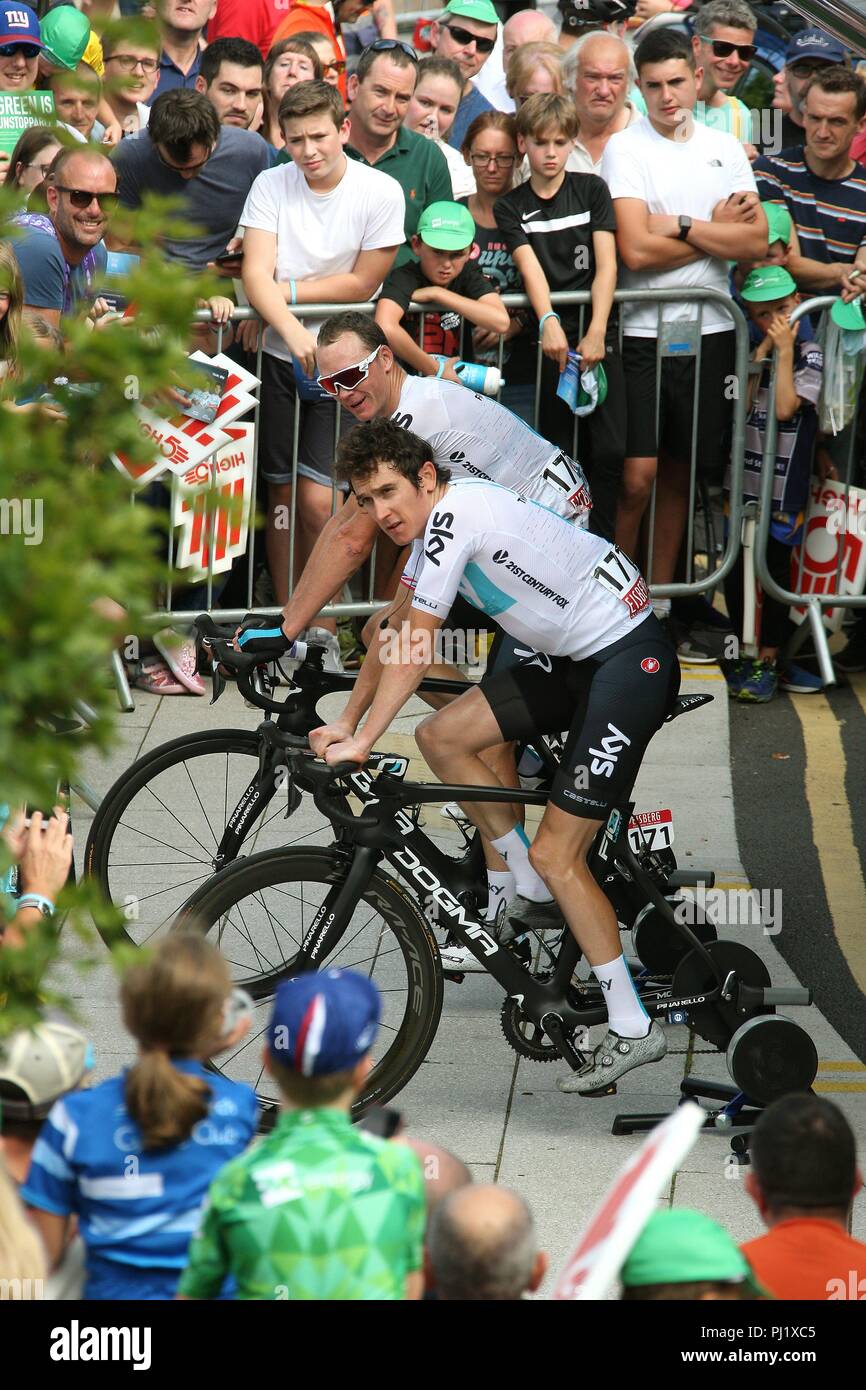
376, 201, 509, 383
495, 93, 625, 541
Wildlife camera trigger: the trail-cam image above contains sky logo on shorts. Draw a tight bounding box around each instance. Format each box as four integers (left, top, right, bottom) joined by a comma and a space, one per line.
641, 657, 660, 674
588, 722, 631, 779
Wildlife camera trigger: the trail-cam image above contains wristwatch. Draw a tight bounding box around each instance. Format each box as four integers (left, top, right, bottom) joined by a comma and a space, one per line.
677, 215, 693, 242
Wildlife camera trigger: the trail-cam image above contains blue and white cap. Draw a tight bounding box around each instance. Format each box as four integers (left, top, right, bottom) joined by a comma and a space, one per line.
784, 28, 847, 67
267, 968, 381, 1076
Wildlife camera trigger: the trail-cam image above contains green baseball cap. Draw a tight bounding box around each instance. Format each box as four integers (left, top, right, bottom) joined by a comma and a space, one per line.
830, 295, 866, 330
442, 0, 500, 28
417, 200, 476, 250
40, 5, 90, 71
762, 201, 791, 247
740, 265, 797, 303
621, 1210, 766, 1295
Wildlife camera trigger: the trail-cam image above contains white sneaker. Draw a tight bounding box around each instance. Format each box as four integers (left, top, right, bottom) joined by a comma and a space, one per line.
305, 627, 343, 674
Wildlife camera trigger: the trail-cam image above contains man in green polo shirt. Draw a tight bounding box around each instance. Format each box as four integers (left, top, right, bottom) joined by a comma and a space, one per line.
177, 968, 426, 1301
346, 38, 452, 266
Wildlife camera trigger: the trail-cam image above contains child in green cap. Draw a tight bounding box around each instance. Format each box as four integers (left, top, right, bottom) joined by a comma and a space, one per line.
723, 263, 827, 703
376, 198, 509, 381
620, 1209, 765, 1300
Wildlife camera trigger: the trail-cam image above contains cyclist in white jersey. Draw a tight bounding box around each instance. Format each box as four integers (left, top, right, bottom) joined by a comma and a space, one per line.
276, 311, 591, 649
310, 421, 680, 1096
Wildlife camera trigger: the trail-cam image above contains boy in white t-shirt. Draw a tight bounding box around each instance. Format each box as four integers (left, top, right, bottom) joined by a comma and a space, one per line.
600, 28, 767, 656
241, 80, 405, 614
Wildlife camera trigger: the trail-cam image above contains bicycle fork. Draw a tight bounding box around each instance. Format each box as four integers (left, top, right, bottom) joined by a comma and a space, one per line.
294, 846, 382, 970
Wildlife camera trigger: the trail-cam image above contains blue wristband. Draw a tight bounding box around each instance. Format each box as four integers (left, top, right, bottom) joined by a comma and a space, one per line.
435, 356, 446, 379
289, 279, 297, 306
17, 893, 55, 917
539, 311, 561, 334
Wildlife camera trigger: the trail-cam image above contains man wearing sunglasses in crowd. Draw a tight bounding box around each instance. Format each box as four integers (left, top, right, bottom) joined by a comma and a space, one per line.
430, 0, 499, 151
347, 40, 453, 267
691, 0, 758, 154
14, 148, 117, 330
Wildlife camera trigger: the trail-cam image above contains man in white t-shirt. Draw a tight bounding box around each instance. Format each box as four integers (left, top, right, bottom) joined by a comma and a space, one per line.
600, 26, 766, 653
241, 80, 404, 611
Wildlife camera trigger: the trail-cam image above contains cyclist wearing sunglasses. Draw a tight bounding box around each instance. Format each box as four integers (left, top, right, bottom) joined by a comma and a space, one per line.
430, 0, 499, 152
14, 148, 116, 329
0, 0, 42, 94
691, 0, 758, 151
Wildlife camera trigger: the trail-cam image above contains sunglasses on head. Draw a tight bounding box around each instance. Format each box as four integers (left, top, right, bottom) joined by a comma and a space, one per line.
0, 42, 41, 59
708, 39, 757, 62
361, 38, 418, 62
53, 185, 119, 212
443, 22, 496, 54
317, 345, 383, 396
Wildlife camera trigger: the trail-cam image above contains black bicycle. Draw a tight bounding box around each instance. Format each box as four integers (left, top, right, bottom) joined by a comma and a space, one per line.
86, 618, 707, 969
171, 631, 817, 1122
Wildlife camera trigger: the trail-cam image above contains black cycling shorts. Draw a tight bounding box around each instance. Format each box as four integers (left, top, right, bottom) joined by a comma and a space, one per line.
480, 614, 680, 819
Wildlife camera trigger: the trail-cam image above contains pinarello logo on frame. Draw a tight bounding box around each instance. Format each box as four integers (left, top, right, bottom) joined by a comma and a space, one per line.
641, 657, 660, 674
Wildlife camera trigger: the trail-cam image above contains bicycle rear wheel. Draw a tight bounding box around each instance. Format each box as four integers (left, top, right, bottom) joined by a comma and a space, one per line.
84, 730, 330, 950
175, 846, 444, 1116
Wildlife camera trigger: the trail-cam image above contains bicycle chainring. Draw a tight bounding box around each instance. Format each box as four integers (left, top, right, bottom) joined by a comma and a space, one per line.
500, 996, 563, 1062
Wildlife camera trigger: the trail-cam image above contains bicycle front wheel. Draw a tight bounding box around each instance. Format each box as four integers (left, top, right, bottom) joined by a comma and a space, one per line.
176, 846, 444, 1115
84, 730, 330, 950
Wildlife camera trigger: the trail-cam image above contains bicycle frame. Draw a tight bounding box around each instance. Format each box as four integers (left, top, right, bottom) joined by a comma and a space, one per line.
291, 758, 726, 1067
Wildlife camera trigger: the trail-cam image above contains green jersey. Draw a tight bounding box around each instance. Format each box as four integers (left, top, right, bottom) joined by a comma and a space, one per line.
177, 1108, 425, 1301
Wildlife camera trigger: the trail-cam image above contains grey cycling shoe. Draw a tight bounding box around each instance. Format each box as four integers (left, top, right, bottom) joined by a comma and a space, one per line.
557, 1021, 667, 1095
501, 893, 563, 941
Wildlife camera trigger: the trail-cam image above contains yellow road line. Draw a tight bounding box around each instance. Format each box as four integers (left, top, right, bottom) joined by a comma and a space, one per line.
790, 694, 866, 995
817, 1060, 866, 1071
814, 1082, 866, 1093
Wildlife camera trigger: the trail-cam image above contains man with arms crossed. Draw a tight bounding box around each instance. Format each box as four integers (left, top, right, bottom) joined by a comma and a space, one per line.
310, 420, 680, 1094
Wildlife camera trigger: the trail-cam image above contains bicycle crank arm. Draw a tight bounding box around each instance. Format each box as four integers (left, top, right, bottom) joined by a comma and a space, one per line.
541, 1013, 590, 1072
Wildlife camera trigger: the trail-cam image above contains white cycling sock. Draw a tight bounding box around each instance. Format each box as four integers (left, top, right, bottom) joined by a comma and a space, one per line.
489, 825, 552, 903
592, 955, 651, 1038
484, 869, 516, 924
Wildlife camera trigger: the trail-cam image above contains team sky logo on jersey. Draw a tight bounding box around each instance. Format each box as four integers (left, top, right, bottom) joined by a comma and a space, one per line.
425, 511, 454, 566
641, 657, 660, 674
589, 723, 632, 779
489, 550, 569, 609
392, 412, 413, 430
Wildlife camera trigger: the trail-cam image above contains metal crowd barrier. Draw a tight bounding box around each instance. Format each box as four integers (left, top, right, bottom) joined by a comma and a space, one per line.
144, 286, 749, 629
754, 296, 866, 689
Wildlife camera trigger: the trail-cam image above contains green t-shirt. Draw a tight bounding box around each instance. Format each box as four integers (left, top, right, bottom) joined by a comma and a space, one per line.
346, 126, 453, 267
177, 1108, 426, 1301
696, 95, 753, 142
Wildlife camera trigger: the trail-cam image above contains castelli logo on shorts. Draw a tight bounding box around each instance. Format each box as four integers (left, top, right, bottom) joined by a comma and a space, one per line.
641, 657, 660, 674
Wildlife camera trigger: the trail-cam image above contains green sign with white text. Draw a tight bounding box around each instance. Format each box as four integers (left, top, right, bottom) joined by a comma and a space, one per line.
0, 91, 56, 158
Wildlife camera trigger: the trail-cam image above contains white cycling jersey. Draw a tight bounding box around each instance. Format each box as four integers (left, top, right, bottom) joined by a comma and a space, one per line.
390, 375, 591, 523
407, 480, 652, 662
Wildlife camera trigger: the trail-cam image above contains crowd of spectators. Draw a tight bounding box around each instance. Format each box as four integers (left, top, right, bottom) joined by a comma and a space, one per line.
1, 0, 863, 692
1, 933, 864, 1300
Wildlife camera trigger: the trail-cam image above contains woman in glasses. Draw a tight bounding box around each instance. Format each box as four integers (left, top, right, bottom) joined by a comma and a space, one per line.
294, 31, 346, 90
458, 111, 536, 423
260, 38, 323, 149
6, 127, 62, 200
404, 56, 475, 200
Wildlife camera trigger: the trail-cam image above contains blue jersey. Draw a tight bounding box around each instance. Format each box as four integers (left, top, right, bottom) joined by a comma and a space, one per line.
23, 1060, 257, 1300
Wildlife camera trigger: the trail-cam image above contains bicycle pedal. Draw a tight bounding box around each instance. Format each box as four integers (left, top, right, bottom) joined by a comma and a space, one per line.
578, 1081, 618, 1098
442, 971, 465, 984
